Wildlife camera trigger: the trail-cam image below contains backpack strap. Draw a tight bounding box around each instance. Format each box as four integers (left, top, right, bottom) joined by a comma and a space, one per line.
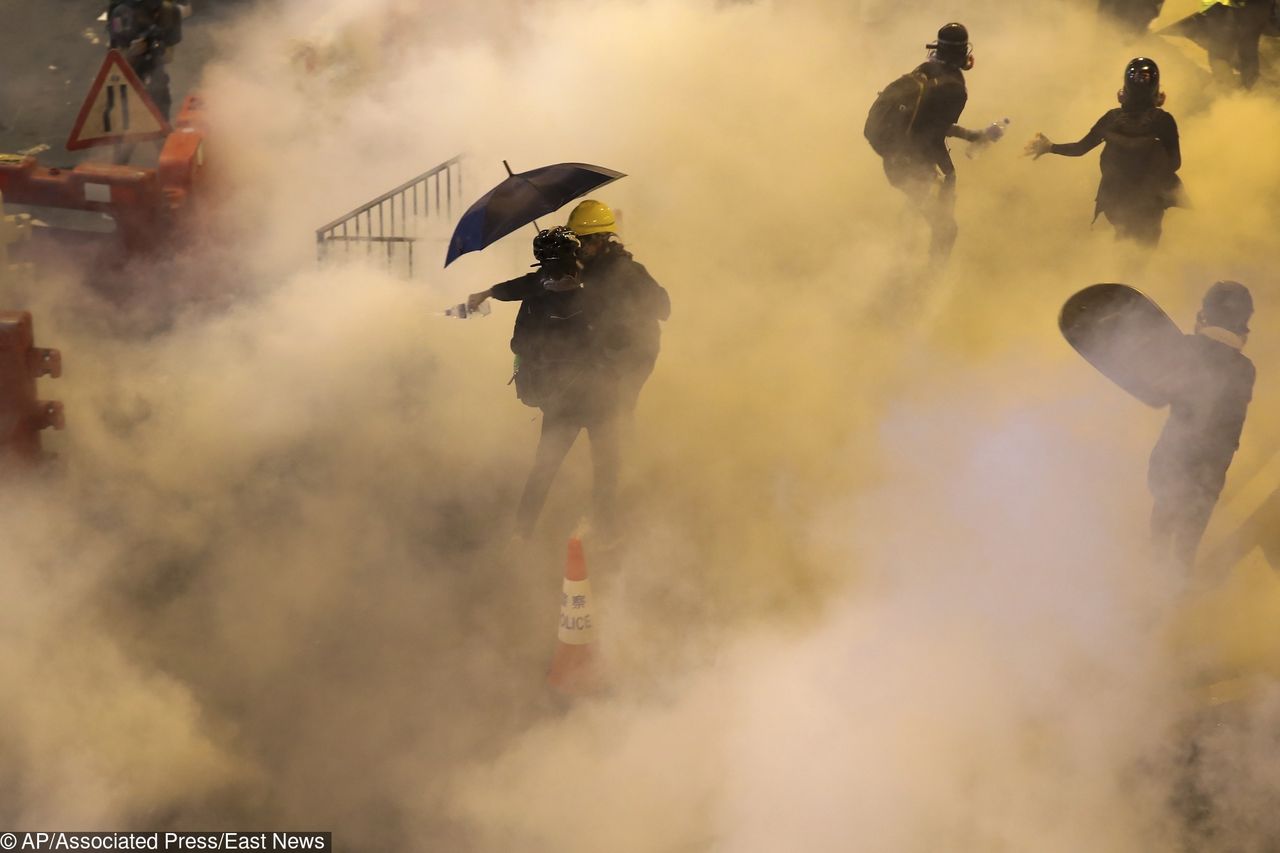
904, 71, 927, 139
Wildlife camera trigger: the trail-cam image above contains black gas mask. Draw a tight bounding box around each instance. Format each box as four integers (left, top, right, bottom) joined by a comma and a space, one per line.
532, 226, 582, 292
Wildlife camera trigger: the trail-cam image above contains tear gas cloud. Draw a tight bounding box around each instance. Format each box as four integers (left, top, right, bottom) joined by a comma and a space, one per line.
1, 0, 1278, 848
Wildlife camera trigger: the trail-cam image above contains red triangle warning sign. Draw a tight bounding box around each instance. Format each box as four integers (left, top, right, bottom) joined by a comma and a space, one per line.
66, 50, 172, 151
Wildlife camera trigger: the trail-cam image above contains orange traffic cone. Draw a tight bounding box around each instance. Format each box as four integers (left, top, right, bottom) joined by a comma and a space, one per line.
547, 536, 599, 693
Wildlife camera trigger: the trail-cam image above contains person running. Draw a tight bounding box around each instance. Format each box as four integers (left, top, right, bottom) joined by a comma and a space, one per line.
865, 22, 1004, 265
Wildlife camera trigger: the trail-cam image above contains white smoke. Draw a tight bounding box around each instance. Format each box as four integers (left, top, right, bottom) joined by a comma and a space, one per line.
0, 0, 1277, 848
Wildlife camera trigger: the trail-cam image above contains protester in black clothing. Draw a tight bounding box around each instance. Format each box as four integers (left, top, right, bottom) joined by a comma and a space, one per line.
466, 213, 669, 540
1026, 58, 1182, 247
566, 199, 671, 415
1146, 281, 1255, 570
868, 23, 1003, 265
1098, 0, 1164, 38
467, 227, 617, 539
107, 0, 183, 121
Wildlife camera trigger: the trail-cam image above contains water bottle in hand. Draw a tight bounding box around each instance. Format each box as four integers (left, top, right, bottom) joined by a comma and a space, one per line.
966, 118, 1011, 159
443, 301, 491, 319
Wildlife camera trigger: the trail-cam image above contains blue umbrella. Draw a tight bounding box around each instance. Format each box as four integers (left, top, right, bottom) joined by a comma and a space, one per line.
444, 161, 625, 267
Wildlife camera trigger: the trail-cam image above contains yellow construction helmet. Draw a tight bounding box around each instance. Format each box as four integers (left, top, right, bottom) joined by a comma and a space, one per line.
566, 199, 616, 236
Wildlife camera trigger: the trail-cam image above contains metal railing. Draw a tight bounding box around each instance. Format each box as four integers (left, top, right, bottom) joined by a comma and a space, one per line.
315, 155, 463, 276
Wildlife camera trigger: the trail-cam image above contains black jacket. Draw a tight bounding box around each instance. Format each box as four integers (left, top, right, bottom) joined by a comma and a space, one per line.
578, 243, 670, 371
491, 270, 601, 413
903, 60, 975, 176
1148, 330, 1255, 500
490, 271, 591, 367
1050, 107, 1181, 217
490, 246, 670, 412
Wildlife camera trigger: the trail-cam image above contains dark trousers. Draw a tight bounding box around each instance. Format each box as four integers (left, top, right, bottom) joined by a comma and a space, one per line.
1150, 481, 1220, 570
126, 52, 173, 122
615, 357, 657, 417
146, 65, 173, 123
883, 158, 958, 265
113, 63, 172, 166
516, 407, 620, 538
1205, 1, 1271, 88
1103, 205, 1164, 247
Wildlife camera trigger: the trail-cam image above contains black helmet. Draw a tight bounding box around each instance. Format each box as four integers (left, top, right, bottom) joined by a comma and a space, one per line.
532, 226, 581, 265
1122, 57, 1160, 108
927, 22, 971, 67
1201, 280, 1253, 335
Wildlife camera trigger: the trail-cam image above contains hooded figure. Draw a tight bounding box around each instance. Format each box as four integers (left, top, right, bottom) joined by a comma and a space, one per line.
1026, 58, 1182, 247
1148, 281, 1256, 569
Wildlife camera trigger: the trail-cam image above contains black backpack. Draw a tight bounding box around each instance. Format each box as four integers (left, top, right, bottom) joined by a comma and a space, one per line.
508, 290, 589, 409
864, 71, 927, 157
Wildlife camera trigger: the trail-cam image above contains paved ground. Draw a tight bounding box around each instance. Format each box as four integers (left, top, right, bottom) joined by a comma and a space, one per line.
0, 0, 255, 162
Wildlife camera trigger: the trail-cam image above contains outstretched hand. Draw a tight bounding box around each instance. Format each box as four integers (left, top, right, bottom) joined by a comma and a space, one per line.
466, 290, 490, 312
1025, 133, 1053, 159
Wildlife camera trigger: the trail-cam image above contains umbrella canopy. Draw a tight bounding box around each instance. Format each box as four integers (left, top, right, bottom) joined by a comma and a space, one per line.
444, 161, 625, 267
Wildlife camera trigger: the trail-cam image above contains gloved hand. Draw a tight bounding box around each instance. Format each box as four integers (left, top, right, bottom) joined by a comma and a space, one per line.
1025, 133, 1054, 159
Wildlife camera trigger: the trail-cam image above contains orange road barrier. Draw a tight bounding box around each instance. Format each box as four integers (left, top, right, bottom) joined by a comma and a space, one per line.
548, 536, 600, 694
0, 94, 208, 255
158, 94, 208, 213
0, 155, 163, 252
0, 310, 62, 467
